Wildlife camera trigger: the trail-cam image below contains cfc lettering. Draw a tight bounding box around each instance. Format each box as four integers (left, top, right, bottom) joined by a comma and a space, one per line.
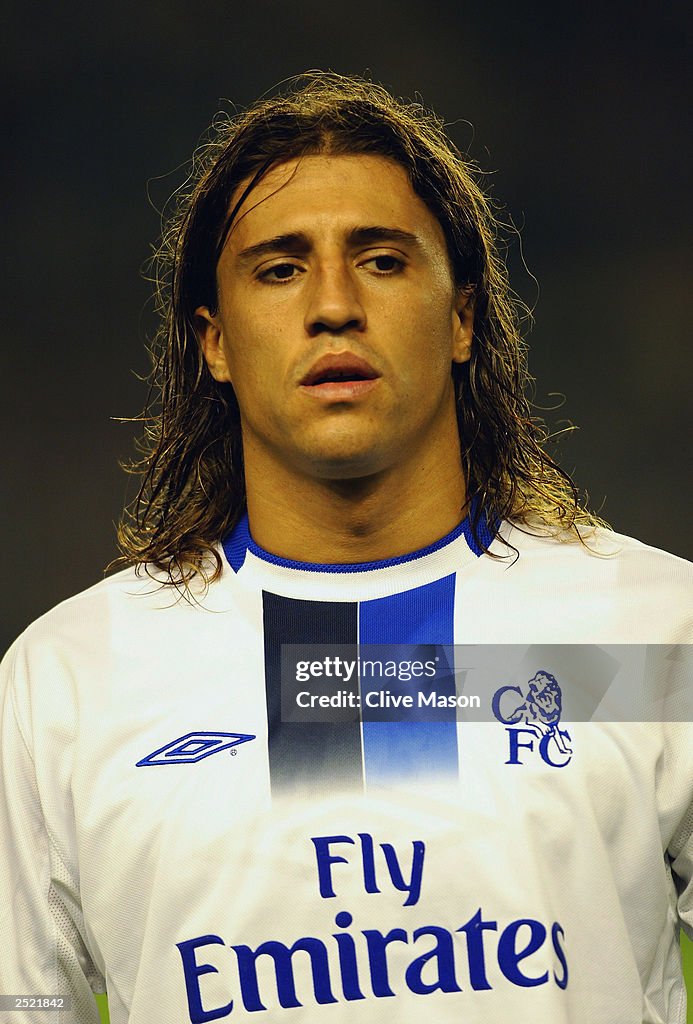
505, 727, 573, 768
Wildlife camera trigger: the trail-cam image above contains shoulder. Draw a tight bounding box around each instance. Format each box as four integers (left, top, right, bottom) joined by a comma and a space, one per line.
1, 561, 240, 733
484, 522, 693, 642
3, 562, 220, 673
503, 521, 691, 575
11, 565, 165, 640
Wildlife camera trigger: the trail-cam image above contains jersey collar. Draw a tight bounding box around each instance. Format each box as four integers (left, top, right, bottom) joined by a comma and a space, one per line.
222, 499, 496, 575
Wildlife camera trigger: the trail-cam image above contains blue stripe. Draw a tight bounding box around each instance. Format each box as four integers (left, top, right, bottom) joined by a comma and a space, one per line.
359, 574, 459, 784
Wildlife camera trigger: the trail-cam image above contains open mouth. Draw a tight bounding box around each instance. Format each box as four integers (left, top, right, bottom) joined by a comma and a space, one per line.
301, 353, 379, 388
310, 369, 376, 385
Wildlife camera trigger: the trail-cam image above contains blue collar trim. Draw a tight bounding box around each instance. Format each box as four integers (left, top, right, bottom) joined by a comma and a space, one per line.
222, 499, 495, 574
223, 514, 254, 573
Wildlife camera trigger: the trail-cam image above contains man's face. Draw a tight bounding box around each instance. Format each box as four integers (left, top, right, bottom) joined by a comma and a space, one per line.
196, 153, 473, 482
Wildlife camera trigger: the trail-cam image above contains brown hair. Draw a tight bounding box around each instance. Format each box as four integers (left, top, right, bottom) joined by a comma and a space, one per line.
114, 71, 604, 585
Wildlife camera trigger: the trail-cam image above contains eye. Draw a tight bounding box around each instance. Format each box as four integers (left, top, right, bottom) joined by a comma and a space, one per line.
258, 262, 302, 283
362, 254, 405, 274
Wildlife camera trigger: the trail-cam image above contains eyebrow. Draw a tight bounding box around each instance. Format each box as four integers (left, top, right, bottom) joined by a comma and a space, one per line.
235, 226, 424, 267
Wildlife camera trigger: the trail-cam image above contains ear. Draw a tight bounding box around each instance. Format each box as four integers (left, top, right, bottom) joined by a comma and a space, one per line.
194, 306, 232, 383
451, 286, 475, 365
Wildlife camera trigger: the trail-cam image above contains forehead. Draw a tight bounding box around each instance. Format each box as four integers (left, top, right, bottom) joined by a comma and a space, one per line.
224, 153, 447, 252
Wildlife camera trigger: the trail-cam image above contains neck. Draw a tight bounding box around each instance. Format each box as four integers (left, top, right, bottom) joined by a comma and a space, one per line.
243, 443, 468, 566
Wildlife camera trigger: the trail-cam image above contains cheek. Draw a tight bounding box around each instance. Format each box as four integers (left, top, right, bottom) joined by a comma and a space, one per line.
227, 353, 271, 403
219, 316, 268, 387
221, 330, 293, 432
223, 303, 292, 377
401, 298, 457, 371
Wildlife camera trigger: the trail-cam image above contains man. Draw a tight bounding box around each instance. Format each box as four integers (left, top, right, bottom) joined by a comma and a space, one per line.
1, 72, 691, 1023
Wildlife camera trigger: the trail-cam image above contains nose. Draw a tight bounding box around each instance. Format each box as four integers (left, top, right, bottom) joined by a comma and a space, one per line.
304, 261, 366, 337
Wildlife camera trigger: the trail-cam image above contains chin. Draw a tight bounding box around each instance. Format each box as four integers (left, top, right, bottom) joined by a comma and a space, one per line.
306, 455, 386, 482
295, 443, 391, 482
293, 428, 393, 481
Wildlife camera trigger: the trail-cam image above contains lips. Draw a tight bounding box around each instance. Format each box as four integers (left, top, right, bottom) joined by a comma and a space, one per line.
300, 353, 380, 387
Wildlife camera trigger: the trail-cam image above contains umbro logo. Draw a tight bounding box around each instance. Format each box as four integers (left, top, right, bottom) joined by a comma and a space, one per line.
136, 731, 256, 766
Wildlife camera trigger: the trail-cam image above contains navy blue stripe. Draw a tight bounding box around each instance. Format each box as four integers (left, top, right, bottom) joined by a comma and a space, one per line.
262, 593, 362, 794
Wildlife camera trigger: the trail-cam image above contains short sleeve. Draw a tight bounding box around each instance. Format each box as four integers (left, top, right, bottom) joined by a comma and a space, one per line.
0, 640, 104, 1023
670, 798, 693, 941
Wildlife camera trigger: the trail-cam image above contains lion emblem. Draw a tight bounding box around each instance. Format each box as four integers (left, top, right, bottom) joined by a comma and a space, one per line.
496, 670, 573, 759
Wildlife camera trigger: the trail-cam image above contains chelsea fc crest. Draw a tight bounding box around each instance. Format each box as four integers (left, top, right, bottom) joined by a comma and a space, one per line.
492, 670, 573, 768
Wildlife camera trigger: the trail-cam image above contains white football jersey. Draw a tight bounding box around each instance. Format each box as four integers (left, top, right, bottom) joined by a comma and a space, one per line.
1, 514, 692, 1023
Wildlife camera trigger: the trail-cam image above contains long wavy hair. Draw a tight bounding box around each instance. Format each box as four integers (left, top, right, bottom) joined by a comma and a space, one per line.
114, 71, 604, 585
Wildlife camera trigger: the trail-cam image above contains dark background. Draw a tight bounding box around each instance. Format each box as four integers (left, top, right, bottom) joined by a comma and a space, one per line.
2, 2, 691, 656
